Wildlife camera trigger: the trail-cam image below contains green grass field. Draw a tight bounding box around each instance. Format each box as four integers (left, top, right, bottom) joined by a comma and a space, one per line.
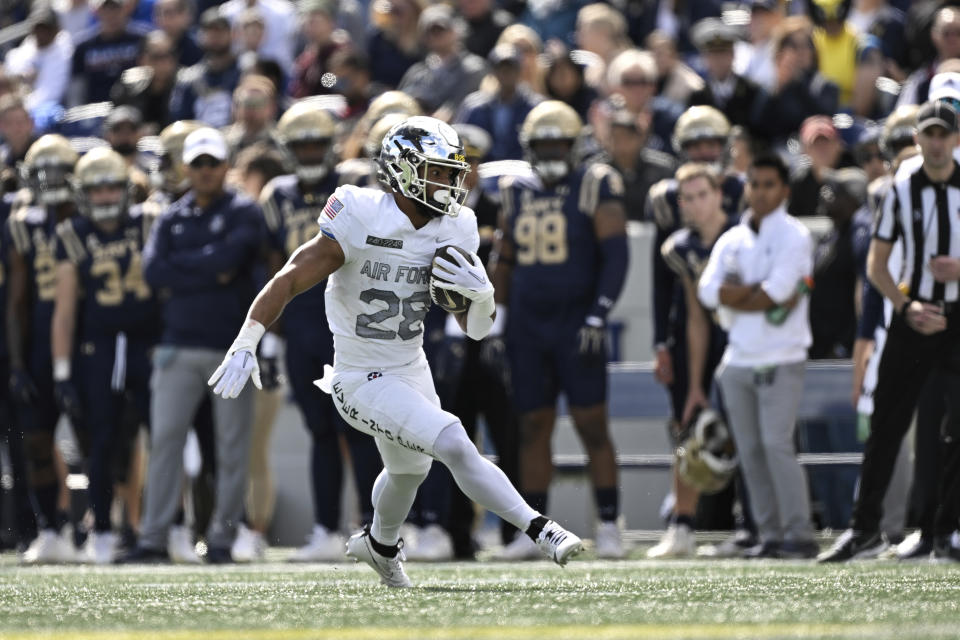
1, 550, 959, 640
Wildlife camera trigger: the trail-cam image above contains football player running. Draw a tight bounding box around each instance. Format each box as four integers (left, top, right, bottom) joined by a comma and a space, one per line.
491, 101, 630, 559
209, 116, 582, 587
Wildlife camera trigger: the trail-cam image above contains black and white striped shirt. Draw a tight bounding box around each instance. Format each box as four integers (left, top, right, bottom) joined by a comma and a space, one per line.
874, 159, 960, 303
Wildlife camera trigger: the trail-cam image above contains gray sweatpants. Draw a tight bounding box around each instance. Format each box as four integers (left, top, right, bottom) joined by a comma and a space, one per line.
717, 361, 814, 543
138, 346, 254, 550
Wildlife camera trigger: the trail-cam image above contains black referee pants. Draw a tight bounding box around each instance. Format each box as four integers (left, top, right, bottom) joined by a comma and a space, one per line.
852, 309, 960, 534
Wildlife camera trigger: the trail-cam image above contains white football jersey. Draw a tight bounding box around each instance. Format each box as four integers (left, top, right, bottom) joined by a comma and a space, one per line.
317, 185, 479, 369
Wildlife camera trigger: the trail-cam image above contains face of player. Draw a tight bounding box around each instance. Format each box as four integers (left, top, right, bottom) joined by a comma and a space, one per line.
678, 176, 723, 230
684, 139, 725, 164
87, 183, 126, 230
421, 163, 462, 208
748, 166, 789, 217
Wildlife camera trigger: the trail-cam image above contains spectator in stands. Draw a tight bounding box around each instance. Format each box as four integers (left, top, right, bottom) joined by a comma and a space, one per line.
762, 16, 838, 144
646, 30, 704, 107
734, 0, 785, 93
366, 0, 423, 90
222, 75, 279, 159
235, 9, 267, 73
289, 0, 345, 99
789, 116, 845, 218
328, 49, 373, 124
68, 0, 149, 106
3, 5, 73, 111
399, 4, 487, 117
851, 125, 886, 183
130, 127, 265, 564
55, 0, 93, 43
606, 49, 683, 155
168, 8, 242, 128
456, 44, 542, 162
496, 25, 545, 95
699, 153, 818, 559
602, 108, 676, 222
111, 31, 180, 133
220, 0, 296, 75
688, 18, 768, 136
809, 0, 885, 117
626, 0, 724, 57
519, 0, 588, 45
153, 0, 203, 67
575, 3, 630, 68
459, 0, 511, 58
542, 42, 596, 123
808, 168, 868, 359
899, 7, 960, 107
848, 0, 907, 81
0, 97, 37, 176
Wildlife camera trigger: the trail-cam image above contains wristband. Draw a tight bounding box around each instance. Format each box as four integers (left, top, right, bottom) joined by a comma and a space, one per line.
53, 358, 70, 382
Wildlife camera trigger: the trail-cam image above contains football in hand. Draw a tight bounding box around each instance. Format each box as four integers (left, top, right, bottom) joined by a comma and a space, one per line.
430, 245, 473, 314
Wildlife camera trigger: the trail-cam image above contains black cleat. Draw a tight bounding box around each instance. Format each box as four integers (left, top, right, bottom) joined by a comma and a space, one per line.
115, 545, 169, 564
743, 540, 780, 559
897, 532, 933, 561
205, 546, 234, 564
778, 540, 820, 560
818, 529, 886, 563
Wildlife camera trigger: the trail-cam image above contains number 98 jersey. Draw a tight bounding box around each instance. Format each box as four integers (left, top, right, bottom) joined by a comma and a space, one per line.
317, 185, 479, 369
498, 163, 624, 316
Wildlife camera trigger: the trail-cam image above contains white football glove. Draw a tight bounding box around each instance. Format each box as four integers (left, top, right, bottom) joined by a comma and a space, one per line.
432, 249, 494, 303
208, 320, 265, 399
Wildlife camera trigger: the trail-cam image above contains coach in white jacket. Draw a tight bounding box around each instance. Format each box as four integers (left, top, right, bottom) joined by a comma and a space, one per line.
698, 153, 817, 559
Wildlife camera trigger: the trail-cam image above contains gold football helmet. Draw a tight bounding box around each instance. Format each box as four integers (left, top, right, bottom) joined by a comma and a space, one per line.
672, 105, 731, 155
676, 408, 738, 494
20, 134, 78, 205
157, 120, 203, 193
365, 90, 423, 124
277, 101, 337, 182
519, 100, 582, 181
74, 147, 130, 222
364, 112, 408, 159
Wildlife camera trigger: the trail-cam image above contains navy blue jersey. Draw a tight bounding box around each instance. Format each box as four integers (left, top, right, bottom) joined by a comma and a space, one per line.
168, 60, 243, 128
55, 211, 160, 340
260, 173, 340, 337
5, 201, 63, 341
0, 193, 12, 362
499, 163, 625, 314
71, 26, 148, 104
646, 173, 744, 346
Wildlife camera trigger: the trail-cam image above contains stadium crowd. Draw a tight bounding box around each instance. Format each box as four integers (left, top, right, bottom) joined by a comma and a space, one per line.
0, 0, 957, 566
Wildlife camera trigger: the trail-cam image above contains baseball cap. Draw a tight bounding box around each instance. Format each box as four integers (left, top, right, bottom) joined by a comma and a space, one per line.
419, 4, 456, 32
930, 72, 960, 105
800, 115, 839, 146
183, 127, 228, 164
917, 100, 959, 133
104, 105, 143, 130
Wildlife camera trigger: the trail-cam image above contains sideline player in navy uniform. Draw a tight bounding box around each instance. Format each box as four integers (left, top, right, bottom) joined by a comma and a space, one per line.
51, 148, 158, 564
491, 101, 630, 559
647, 163, 737, 558
259, 101, 382, 562
7, 135, 81, 564
644, 106, 752, 556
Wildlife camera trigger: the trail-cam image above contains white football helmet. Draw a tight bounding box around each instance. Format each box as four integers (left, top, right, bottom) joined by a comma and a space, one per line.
379, 116, 470, 217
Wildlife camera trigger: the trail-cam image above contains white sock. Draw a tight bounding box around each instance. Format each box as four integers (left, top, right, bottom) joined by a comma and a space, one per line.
433, 424, 539, 531
370, 469, 424, 546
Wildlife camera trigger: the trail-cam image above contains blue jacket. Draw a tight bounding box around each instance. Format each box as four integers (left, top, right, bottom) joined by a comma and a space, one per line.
455, 87, 543, 161
143, 188, 266, 350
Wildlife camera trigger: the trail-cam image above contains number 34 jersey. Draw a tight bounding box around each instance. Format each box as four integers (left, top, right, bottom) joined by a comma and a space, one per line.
55, 211, 159, 339
498, 163, 624, 314
317, 185, 479, 369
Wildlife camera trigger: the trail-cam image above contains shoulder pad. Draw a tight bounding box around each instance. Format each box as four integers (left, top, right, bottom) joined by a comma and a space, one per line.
579, 162, 624, 215
641, 148, 677, 171
56, 219, 87, 263
647, 178, 677, 230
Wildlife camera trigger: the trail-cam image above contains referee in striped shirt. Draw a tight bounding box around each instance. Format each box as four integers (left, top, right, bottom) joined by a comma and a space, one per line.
821, 100, 960, 562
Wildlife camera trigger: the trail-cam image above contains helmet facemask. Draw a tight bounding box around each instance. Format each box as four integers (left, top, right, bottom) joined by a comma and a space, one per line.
288, 138, 334, 184
526, 137, 576, 182
21, 161, 74, 206
79, 180, 129, 225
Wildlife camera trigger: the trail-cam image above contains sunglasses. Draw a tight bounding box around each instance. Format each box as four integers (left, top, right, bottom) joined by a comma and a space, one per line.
190, 156, 224, 169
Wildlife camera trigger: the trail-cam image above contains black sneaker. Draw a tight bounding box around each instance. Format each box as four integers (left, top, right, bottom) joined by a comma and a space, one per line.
933, 533, 960, 562
743, 540, 780, 559
115, 545, 169, 564
779, 539, 820, 559
897, 532, 933, 561
205, 546, 234, 564
818, 529, 886, 563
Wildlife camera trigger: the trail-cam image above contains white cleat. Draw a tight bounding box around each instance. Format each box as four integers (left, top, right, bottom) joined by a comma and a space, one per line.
404, 524, 454, 561
168, 525, 202, 564
345, 526, 412, 588
21, 528, 78, 564
535, 520, 583, 566
595, 520, 626, 559
84, 531, 119, 565
288, 525, 345, 563
231, 524, 267, 563
647, 523, 696, 559
492, 533, 541, 561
